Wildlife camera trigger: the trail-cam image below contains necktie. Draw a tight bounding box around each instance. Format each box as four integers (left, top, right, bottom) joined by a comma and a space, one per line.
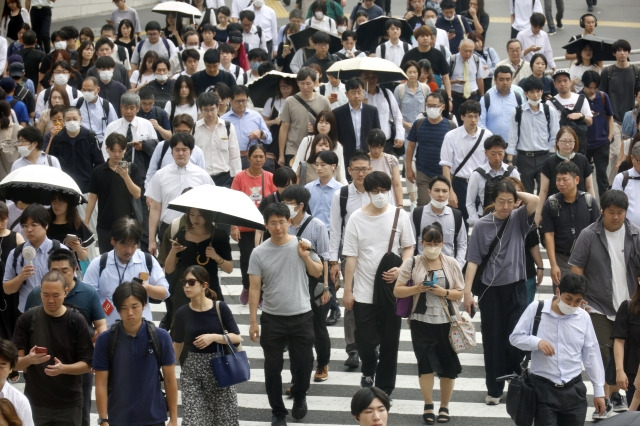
463, 60, 471, 98
126, 123, 133, 142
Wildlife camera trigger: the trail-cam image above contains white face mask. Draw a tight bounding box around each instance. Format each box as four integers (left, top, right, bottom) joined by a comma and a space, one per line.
370, 192, 388, 208
156, 73, 169, 83
315, 11, 324, 20
337, 25, 347, 33
425, 107, 441, 119
65, 120, 81, 133
423, 246, 442, 260
17, 145, 32, 157
253, 0, 264, 6
443, 14, 455, 21
430, 198, 448, 209
287, 204, 300, 220
556, 152, 575, 161
425, 17, 437, 26
557, 299, 579, 315
99, 70, 113, 82
82, 90, 97, 103
53, 73, 69, 86
527, 99, 540, 107
54, 41, 66, 50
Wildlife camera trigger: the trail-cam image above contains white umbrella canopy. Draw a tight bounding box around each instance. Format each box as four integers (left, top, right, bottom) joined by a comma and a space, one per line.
152, 1, 202, 17
326, 57, 408, 84
0, 165, 86, 205
168, 185, 265, 230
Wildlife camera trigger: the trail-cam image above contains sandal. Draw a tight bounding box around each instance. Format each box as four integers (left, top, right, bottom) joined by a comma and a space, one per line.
437, 407, 450, 423
423, 403, 435, 424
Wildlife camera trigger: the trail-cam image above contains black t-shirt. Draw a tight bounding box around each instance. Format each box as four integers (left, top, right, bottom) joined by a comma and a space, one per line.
49, 128, 106, 193
172, 302, 240, 353
88, 162, 143, 229
146, 79, 175, 109
47, 221, 94, 247
12, 307, 94, 408
524, 227, 539, 278
18, 48, 46, 85
191, 69, 237, 96
303, 54, 336, 83
541, 154, 592, 196
401, 47, 450, 76
540, 192, 600, 254
611, 299, 640, 377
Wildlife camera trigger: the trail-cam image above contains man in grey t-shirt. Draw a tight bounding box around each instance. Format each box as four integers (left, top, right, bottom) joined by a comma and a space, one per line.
463, 180, 539, 406
248, 202, 323, 425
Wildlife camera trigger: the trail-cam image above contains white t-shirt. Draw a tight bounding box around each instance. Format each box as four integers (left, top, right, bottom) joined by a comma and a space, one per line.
547, 92, 593, 119
606, 224, 629, 321
130, 70, 155, 87
164, 101, 199, 123
343, 206, 415, 304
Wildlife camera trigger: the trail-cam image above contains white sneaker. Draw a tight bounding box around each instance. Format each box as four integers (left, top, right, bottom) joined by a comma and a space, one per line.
485, 395, 501, 405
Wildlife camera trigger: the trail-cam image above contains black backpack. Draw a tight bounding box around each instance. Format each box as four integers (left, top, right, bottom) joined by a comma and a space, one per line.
98, 251, 158, 303
474, 166, 515, 209
549, 96, 588, 154
484, 91, 522, 111
514, 103, 551, 142
412, 206, 463, 257
621, 170, 640, 190
157, 120, 231, 171
547, 191, 593, 217
12, 240, 61, 272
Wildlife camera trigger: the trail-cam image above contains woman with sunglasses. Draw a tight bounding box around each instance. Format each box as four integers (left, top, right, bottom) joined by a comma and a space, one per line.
172, 265, 241, 425
158, 207, 232, 331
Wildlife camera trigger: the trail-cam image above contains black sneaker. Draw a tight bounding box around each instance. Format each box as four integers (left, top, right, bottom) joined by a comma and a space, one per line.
588, 5, 593, 11
557, 20, 563, 29
344, 351, 359, 368
271, 414, 287, 426
361, 375, 375, 388
611, 392, 628, 412
292, 398, 308, 420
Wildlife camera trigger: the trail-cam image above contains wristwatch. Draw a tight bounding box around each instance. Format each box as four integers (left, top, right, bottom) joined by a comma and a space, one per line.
97, 418, 109, 425
323, 287, 330, 292
329, 261, 339, 267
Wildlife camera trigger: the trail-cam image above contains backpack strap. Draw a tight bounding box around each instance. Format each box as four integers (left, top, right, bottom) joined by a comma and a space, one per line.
158, 141, 171, 171
339, 185, 348, 232
225, 120, 231, 138
144, 252, 153, 273
296, 215, 314, 237
483, 92, 490, 111
451, 207, 463, 259
380, 42, 386, 59
98, 252, 108, 277
319, 85, 326, 96
11, 242, 25, 272
169, 102, 177, 123
412, 206, 423, 255
46, 155, 52, 166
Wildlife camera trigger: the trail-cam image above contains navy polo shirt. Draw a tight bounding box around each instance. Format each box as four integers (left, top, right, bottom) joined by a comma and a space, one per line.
408, 118, 452, 177
93, 322, 175, 425
24, 280, 106, 326
581, 89, 615, 149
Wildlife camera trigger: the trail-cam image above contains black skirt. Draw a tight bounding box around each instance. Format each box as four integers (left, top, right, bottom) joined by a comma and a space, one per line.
410, 320, 462, 379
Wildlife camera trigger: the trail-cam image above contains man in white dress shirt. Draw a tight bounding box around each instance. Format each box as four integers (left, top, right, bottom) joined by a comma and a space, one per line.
362, 71, 405, 157
0, 339, 34, 425
510, 273, 606, 423
448, 39, 484, 121
244, 0, 278, 56
517, 13, 556, 71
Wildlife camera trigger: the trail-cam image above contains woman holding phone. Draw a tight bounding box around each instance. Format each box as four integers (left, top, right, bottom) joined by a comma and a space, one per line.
393, 222, 464, 424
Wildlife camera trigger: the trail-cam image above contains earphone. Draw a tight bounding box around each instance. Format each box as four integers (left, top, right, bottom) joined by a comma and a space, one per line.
579, 13, 597, 29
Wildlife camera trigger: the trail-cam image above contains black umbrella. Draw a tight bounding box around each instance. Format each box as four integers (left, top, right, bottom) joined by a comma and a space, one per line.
562, 34, 617, 63
356, 16, 414, 54
288, 27, 342, 54
246, 70, 297, 109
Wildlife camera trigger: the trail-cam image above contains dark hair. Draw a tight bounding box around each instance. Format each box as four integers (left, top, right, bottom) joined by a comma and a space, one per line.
248, 143, 267, 158
459, 99, 481, 116
213, 82, 232, 101
351, 387, 391, 418
281, 184, 310, 206
529, 53, 547, 70
366, 128, 386, 148
145, 21, 162, 33
95, 55, 116, 70
428, 175, 451, 189
273, 166, 297, 188
263, 202, 289, 222
60, 25, 79, 40
600, 189, 628, 211
418, 59, 434, 83
556, 126, 579, 153
152, 57, 170, 72
413, 25, 432, 39
307, 134, 334, 165
401, 59, 420, 74
0, 398, 22, 426
494, 65, 514, 79
529, 12, 546, 27
138, 85, 155, 100
421, 222, 444, 243
310, 0, 327, 13
139, 50, 160, 75
20, 204, 49, 227
231, 84, 250, 99
78, 40, 96, 67
0, 340, 18, 369
345, 77, 364, 92
239, 9, 255, 22
117, 18, 135, 38
576, 43, 595, 66
113, 281, 147, 311
105, 132, 128, 150
111, 216, 143, 245
491, 180, 517, 203
200, 23, 215, 35
630, 277, 640, 315
257, 61, 275, 76
297, 67, 317, 82
41, 270, 67, 289
521, 76, 544, 92
484, 135, 507, 150
612, 39, 631, 53
50, 104, 68, 119
558, 272, 587, 295
276, 77, 298, 99
317, 150, 339, 166
172, 113, 194, 131
173, 75, 196, 107
0, 201, 7, 221
198, 91, 219, 108
440, 0, 456, 10
217, 5, 231, 17
311, 31, 330, 45
94, 37, 115, 52
184, 208, 215, 235
341, 29, 357, 41
48, 248, 78, 270
203, 48, 220, 65
384, 18, 402, 32
426, 91, 444, 105
182, 265, 217, 300
22, 29, 37, 46
581, 70, 601, 88
49, 191, 81, 229
169, 132, 195, 151
218, 42, 235, 55
248, 48, 268, 62
364, 171, 392, 192
349, 150, 371, 166
0, 100, 10, 129
555, 160, 580, 178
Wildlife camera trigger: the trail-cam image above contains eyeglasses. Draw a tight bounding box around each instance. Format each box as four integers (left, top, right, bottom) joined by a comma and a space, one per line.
181, 278, 201, 287
350, 167, 370, 174
558, 139, 575, 145
232, 99, 248, 104
268, 220, 289, 228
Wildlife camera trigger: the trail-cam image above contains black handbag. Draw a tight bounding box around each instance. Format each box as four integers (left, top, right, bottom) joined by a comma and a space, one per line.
504, 301, 544, 426
372, 207, 403, 311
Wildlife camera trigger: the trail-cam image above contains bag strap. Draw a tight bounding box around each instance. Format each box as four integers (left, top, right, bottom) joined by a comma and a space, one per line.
214, 300, 239, 354
387, 206, 401, 253
523, 300, 545, 365
293, 94, 318, 120
296, 215, 314, 237
453, 129, 485, 177
478, 215, 510, 275
214, 300, 228, 334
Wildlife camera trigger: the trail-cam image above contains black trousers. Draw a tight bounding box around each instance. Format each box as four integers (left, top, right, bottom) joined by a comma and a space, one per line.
532, 375, 587, 426
586, 144, 610, 197
353, 301, 401, 396
511, 26, 520, 39
311, 294, 331, 367
477, 280, 527, 397
30, 7, 52, 53
211, 171, 233, 188
238, 231, 255, 290
451, 92, 480, 123
452, 177, 469, 223
261, 311, 315, 416
516, 152, 551, 194
97, 228, 113, 254
81, 372, 92, 426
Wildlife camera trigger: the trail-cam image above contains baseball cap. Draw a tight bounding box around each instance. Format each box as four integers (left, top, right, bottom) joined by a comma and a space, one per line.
9, 62, 24, 78
552, 68, 571, 80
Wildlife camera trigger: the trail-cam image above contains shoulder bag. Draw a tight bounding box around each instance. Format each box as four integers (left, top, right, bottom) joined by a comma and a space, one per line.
209, 301, 250, 388
395, 256, 416, 318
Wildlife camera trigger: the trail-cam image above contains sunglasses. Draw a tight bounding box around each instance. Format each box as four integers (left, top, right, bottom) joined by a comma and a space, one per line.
181, 278, 200, 287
